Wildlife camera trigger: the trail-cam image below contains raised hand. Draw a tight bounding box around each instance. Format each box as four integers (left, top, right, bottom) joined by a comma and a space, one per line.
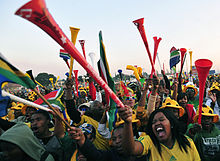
117, 105, 133, 123
209, 92, 217, 103
68, 127, 85, 147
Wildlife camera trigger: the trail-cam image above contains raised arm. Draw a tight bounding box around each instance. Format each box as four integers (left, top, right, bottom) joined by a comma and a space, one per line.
146, 75, 159, 116
68, 127, 111, 161
117, 105, 143, 155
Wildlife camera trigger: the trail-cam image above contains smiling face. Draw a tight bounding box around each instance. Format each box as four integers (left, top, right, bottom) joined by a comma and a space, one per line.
111, 127, 124, 154
178, 95, 188, 108
152, 112, 172, 145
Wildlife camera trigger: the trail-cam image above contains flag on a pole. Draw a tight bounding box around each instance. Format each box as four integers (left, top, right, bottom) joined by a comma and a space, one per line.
0, 53, 36, 116
169, 47, 180, 69
97, 31, 116, 131
60, 49, 70, 60
34, 88, 65, 111
34, 87, 69, 121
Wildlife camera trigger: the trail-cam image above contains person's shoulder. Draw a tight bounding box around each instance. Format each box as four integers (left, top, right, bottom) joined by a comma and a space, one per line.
212, 125, 220, 134
137, 135, 151, 143
45, 154, 55, 161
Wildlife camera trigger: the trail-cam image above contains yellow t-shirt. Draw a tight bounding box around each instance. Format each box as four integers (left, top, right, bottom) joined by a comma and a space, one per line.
73, 115, 110, 150
137, 135, 200, 161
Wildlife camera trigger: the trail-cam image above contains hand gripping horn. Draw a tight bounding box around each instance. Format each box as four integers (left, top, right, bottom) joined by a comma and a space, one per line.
195, 59, 212, 124
79, 40, 86, 59
133, 18, 156, 77
15, 0, 124, 107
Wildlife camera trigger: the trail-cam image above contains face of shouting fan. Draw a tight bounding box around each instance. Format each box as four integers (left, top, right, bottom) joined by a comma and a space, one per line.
152, 112, 173, 146
31, 113, 50, 138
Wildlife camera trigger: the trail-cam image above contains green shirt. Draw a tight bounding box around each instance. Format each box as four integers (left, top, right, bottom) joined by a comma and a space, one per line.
194, 125, 220, 161
60, 133, 77, 161
188, 99, 199, 111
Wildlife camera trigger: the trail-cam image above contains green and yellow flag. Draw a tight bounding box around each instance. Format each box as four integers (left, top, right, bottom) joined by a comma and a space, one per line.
0, 53, 36, 89
97, 31, 116, 131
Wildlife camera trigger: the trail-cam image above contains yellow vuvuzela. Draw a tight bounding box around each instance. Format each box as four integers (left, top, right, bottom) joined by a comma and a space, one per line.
69, 27, 80, 79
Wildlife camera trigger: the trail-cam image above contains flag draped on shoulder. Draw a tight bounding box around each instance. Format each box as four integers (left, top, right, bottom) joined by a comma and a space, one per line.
169, 47, 180, 69
97, 31, 116, 131
0, 53, 36, 89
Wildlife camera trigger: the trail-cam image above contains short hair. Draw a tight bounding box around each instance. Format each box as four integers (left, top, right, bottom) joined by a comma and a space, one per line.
33, 110, 51, 121
177, 92, 187, 102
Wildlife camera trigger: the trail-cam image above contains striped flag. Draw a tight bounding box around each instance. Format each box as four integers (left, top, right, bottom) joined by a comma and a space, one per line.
97, 31, 116, 131
60, 49, 70, 60
169, 47, 180, 69
34, 88, 65, 111
0, 53, 36, 89
0, 53, 36, 116
34, 88, 69, 120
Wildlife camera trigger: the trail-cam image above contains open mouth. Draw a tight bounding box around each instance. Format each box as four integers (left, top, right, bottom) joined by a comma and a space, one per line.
155, 127, 166, 138
31, 126, 39, 133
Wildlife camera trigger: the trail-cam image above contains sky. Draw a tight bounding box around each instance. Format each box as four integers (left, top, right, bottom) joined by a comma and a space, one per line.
1, 0, 220, 79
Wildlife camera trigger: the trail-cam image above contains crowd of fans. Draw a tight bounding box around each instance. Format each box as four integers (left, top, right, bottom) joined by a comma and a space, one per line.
0, 71, 220, 161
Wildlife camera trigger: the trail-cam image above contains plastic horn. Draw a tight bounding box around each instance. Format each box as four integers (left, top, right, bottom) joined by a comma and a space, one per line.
69, 27, 80, 79
133, 18, 156, 77
118, 69, 123, 81
137, 67, 143, 78
195, 59, 213, 124
89, 52, 96, 68
54, 76, 59, 87
178, 48, 187, 78
79, 40, 86, 59
189, 50, 193, 76
150, 36, 162, 77
156, 53, 162, 71
2, 90, 51, 112
49, 78, 54, 89
180, 48, 187, 70
126, 65, 140, 81
15, 0, 124, 107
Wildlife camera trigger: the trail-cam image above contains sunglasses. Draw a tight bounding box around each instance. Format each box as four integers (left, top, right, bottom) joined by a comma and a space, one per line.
124, 95, 136, 100
186, 88, 195, 93
79, 108, 89, 111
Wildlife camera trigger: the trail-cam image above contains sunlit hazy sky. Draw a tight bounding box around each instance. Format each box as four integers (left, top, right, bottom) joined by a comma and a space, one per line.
1, 0, 220, 79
